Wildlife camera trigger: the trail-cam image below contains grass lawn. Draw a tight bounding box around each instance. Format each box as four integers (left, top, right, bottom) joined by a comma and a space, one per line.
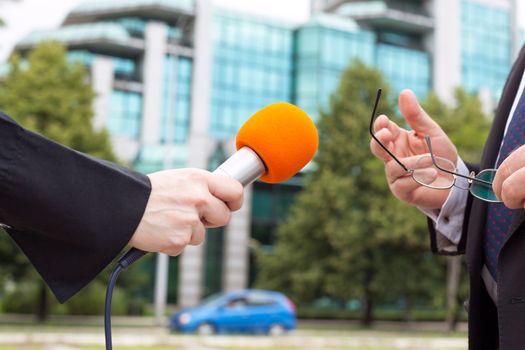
0, 320, 467, 350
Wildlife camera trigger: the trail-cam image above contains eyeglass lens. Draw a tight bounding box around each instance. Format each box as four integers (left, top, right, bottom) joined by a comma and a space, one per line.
470, 169, 499, 202
412, 155, 456, 189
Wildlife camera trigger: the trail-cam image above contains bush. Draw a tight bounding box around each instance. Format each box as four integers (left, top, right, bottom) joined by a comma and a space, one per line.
297, 307, 467, 322
65, 280, 128, 315
2, 282, 60, 315
2, 282, 39, 314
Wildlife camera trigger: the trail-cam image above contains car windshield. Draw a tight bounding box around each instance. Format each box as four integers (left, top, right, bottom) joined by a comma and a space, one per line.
200, 292, 227, 307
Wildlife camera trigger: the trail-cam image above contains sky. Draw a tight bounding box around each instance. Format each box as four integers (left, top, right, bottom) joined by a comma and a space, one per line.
0, 0, 311, 61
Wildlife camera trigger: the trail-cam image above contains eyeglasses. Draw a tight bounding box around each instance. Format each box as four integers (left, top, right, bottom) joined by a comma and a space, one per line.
424, 136, 500, 202
369, 89, 501, 203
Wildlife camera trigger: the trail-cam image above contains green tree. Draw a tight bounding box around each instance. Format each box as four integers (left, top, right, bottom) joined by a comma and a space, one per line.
0, 41, 117, 320
256, 61, 439, 325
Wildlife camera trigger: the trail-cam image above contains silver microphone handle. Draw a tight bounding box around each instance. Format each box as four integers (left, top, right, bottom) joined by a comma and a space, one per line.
214, 147, 266, 186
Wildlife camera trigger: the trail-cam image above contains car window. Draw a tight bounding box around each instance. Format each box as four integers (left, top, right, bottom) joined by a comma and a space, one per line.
225, 297, 248, 308
201, 292, 227, 307
246, 293, 277, 307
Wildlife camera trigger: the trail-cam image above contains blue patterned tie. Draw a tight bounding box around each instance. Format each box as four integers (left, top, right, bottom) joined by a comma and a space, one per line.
484, 91, 525, 280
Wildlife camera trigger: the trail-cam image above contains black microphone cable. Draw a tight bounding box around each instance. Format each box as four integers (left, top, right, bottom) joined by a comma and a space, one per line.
105, 248, 147, 350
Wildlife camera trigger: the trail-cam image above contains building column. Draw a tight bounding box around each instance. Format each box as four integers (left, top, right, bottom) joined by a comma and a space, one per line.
178, 0, 214, 308
141, 21, 167, 145
142, 21, 169, 324
510, 0, 520, 61
223, 184, 253, 291
431, 0, 461, 103
91, 56, 114, 130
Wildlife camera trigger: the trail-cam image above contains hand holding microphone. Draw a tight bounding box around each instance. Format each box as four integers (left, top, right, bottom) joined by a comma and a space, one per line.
126, 102, 318, 261
129, 169, 244, 256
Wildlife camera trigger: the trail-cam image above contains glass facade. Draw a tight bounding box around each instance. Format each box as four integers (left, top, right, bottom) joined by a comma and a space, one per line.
113, 56, 137, 80
295, 19, 375, 119
249, 181, 302, 284
68, 50, 95, 66
108, 90, 142, 138
69, 50, 138, 80
461, 0, 511, 98
161, 56, 193, 144
376, 44, 430, 98
210, 12, 294, 139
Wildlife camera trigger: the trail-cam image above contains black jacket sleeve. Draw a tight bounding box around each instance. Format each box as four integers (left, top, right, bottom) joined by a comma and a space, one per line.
0, 112, 151, 303
428, 161, 479, 256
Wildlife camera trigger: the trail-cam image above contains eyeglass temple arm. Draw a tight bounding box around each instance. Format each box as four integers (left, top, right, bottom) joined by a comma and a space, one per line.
424, 136, 492, 186
369, 89, 409, 173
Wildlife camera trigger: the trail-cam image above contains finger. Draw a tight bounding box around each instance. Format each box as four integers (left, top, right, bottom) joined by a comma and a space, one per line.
206, 172, 244, 211
370, 128, 395, 162
493, 146, 525, 199
162, 241, 186, 257
373, 114, 390, 133
374, 115, 402, 140
384, 154, 434, 184
201, 195, 232, 228
499, 166, 525, 209
390, 176, 426, 202
189, 221, 206, 246
399, 89, 441, 136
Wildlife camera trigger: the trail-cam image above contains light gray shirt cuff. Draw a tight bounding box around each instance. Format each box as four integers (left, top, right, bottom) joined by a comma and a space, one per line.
419, 158, 469, 249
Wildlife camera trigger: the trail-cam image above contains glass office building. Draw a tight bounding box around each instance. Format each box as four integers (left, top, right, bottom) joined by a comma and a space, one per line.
460, 0, 511, 97
11, 0, 519, 307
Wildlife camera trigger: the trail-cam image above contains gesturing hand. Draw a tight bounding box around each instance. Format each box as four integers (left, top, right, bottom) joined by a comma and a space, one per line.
129, 169, 244, 256
370, 89, 458, 209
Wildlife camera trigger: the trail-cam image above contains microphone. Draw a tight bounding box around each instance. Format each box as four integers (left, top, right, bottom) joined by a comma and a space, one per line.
215, 102, 318, 185
118, 102, 318, 267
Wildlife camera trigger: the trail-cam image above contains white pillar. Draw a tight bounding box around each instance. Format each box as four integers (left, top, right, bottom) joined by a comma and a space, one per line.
153, 56, 179, 325
178, 0, 214, 308
431, 0, 461, 103
154, 254, 169, 325
142, 21, 169, 324
510, 0, 520, 61
141, 21, 167, 145
223, 184, 253, 291
91, 56, 114, 130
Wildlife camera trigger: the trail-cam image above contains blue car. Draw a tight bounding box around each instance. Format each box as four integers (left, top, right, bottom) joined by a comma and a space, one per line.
170, 289, 296, 335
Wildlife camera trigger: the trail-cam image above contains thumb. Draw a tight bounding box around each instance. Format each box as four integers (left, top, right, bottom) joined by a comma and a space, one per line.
399, 89, 441, 136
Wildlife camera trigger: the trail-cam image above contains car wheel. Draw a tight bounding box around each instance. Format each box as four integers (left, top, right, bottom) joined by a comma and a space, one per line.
197, 322, 215, 335
268, 323, 285, 336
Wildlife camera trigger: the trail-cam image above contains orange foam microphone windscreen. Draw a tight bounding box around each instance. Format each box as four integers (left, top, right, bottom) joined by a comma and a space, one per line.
236, 102, 318, 183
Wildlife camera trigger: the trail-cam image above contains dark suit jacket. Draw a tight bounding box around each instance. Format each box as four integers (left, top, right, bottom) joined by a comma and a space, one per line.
0, 112, 151, 303
429, 45, 525, 349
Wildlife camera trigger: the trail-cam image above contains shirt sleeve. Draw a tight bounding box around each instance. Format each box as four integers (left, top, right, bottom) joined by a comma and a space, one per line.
0, 112, 151, 303
418, 158, 470, 251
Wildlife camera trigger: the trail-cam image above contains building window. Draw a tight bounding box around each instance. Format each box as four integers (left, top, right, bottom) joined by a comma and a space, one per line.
161, 56, 193, 144
211, 13, 294, 139
376, 44, 430, 99
461, 0, 510, 98
108, 90, 142, 138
